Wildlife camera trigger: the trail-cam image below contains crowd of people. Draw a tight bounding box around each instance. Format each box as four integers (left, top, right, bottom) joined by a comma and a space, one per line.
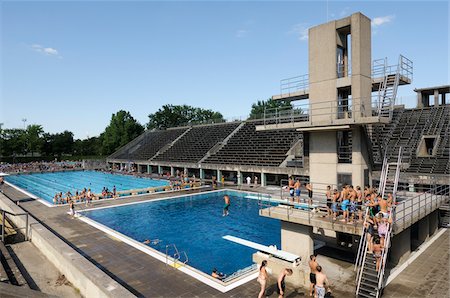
255, 255, 331, 298
0, 161, 82, 174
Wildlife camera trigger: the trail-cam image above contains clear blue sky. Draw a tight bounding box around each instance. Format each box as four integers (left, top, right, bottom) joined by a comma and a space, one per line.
1, 0, 448, 139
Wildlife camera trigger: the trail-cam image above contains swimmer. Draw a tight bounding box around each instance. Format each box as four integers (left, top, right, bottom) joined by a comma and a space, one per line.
223, 195, 230, 216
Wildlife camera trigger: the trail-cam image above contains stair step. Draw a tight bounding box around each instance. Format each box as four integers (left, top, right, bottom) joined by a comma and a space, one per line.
358, 292, 377, 298
363, 271, 379, 279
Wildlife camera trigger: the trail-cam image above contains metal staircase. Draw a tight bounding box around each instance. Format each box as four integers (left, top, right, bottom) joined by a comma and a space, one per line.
375, 58, 401, 120
355, 147, 403, 298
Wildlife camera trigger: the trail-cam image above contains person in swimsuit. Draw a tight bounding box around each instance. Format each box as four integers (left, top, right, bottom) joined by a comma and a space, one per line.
277, 268, 293, 298
373, 238, 384, 272
340, 186, 350, 222
325, 186, 332, 217
294, 179, 301, 203
314, 266, 329, 298
331, 189, 339, 220
223, 195, 230, 216
288, 177, 295, 201
364, 216, 376, 253
377, 214, 392, 247
309, 255, 318, 297
356, 186, 363, 221
306, 183, 313, 206
257, 260, 269, 298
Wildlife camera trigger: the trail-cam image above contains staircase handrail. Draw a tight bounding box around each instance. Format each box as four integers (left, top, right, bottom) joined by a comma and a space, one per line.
355, 238, 370, 295
377, 217, 394, 295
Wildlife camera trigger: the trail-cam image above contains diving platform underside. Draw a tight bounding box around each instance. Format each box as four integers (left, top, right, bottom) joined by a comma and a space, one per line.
255, 116, 390, 131
272, 74, 411, 101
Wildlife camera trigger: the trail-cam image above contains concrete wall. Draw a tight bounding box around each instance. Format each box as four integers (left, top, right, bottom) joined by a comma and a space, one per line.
280, 221, 313, 265
309, 131, 338, 190
390, 227, 411, 265
0, 194, 134, 298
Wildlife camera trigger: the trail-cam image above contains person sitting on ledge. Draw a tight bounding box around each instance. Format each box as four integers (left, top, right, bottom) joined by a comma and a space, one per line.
211, 268, 226, 280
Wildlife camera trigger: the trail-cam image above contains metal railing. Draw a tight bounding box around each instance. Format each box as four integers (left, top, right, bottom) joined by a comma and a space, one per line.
1, 209, 29, 242
165, 243, 188, 267
278, 55, 413, 95
280, 74, 309, 95
262, 97, 391, 127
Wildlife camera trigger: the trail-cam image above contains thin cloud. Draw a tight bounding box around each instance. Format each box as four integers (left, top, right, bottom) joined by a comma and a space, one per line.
288, 23, 309, 42
236, 29, 248, 38
31, 44, 62, 58
372, 15, 395, 27
339, 7, 351, 17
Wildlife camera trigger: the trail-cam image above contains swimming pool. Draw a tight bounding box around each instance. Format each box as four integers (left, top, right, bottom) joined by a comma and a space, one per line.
4, 171, 169, 205
80, 190, 280, 285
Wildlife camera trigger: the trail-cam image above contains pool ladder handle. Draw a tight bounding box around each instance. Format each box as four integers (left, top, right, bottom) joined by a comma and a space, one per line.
165, 243, 189, 266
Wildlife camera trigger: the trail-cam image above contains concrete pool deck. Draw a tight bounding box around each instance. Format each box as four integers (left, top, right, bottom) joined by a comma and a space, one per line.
0, 184, 356, 297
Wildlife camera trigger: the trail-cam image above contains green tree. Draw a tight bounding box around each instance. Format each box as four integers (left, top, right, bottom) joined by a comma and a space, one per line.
0, 129, 27, 156
147, 104, 224, 129
248, 98, 293, 119
25, 124, 44, 156
102, 110, 144, 155
52, 131, 74, 157
73, 136, 102, 156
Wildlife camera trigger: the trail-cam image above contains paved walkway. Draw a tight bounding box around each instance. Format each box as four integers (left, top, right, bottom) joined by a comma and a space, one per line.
1, 184, 354, 297
384, 229, 450, 298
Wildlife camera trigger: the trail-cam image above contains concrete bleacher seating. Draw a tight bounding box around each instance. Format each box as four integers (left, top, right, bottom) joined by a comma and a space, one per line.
109, 127, 188, 161
203, 120, 303, 167
373, 105, 450, 175
153, 122, 241, 163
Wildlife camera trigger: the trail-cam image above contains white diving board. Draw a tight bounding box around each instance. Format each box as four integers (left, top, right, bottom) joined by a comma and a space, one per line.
223, 235, 300, 262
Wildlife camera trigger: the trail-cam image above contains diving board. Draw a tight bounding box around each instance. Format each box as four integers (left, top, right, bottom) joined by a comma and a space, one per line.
223, 235, 300, 262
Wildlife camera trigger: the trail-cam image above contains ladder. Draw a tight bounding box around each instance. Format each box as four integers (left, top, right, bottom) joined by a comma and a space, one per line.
376, 59, 400, 120
355, 147, 403, 298
165, 244, 189, 267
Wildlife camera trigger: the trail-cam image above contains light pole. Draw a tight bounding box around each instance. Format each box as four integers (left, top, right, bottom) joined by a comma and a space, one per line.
22, 118, 27, 129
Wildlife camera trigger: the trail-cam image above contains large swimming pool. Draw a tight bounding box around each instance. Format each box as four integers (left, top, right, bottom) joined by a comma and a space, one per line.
81, 190, 280, 280
4, 171, 169, 205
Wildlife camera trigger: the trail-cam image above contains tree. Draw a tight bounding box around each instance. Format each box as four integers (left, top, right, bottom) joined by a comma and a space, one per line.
73, 136, 102, 156
101, 110, 144, 155
52, 131, 74, 157
0, 129, 27, 156
147, 104, 224, 129
25, 124, 44, 156
248, 98, 293, 119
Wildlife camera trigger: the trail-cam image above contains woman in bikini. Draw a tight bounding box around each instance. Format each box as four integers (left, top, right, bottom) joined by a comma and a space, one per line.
257, 260, 269, 298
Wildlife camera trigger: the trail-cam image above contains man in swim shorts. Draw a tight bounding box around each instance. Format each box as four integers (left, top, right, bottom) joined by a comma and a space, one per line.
277, 268, 293, 298
309, 255, 318, 296
223, 195, 230, 216
315, 265, 329, 298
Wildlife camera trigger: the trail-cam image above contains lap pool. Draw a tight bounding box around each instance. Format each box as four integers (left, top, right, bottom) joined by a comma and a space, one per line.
4, 171, 169, 205
80, 190, 281, 289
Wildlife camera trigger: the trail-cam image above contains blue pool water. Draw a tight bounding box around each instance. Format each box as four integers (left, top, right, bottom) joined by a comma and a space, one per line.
82, 190, 280, 277
4, 171, 169, 204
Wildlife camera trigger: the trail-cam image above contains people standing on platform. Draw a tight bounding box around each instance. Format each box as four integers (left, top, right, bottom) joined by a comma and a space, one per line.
326, 186, 332, 217
276, 268, 293, 298
254, 176, 258, 186
306, 183, 313, 206
257, 260, 269, 298
309, 255, 319, 297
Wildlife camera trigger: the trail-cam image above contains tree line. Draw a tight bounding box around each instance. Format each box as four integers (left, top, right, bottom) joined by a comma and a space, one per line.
0, 100, 292, 159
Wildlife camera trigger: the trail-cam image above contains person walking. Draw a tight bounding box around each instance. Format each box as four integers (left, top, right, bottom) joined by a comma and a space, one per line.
257, 260, 269, 298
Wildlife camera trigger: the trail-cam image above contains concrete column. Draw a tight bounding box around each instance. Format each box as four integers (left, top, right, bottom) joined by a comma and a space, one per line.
158, 165, 162, 174
428, 210, 439, 237
170, 167, 175, 177
442, 93, 446, 105
199, 169, 205, 180
217, 169, 222, 181
236, 170, 242, 185
184, 167, 188, 175
390, 227, 411, 265
281, 221, 313, 265
261, 172, 267, 187
417, 217, 429, 243
147, 165, 151, 174
434, 90, 439, 106
416, 91, 424, 108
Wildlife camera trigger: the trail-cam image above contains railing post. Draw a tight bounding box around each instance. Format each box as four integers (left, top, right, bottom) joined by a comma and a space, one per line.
25, 214, 29, 241
1, 210, 5, 243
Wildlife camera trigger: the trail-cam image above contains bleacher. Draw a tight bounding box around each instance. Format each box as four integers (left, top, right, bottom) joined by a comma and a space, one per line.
153, 122, 241, 163
109, 127, 188, 161
374, 105, 450, 175
203, 120, 303, 167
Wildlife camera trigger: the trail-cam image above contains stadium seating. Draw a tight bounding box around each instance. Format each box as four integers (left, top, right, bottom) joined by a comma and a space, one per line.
153, 122, 241, 163
203, 120, 303, 167
109, 128, 189, 160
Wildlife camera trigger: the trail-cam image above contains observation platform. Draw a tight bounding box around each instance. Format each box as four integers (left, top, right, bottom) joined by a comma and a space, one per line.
259, 189, 449, 236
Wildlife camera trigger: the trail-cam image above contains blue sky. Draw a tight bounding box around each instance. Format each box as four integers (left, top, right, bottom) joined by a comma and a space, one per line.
1, 0, 448, 139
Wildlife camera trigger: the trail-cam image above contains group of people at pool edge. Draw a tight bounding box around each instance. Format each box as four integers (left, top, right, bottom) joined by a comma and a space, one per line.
256, 255, 330, 298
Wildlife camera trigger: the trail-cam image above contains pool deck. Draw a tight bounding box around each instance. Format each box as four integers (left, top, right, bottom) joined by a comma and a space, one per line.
0, 184, 355, 297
